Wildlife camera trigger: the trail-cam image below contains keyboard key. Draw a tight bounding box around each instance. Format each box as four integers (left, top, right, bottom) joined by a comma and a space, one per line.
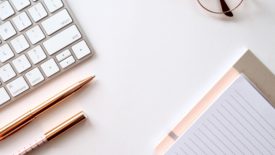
25, 67, 44, 86
12, 55, 31, 73
41, 59, 60, 77
0, 63, 16, 82
56, 49, 71, 62
0, 21, 17, 40
43, 0, 63, 13
26, 25, 45, 44
7, 76, 29, 97
10, 0, 31, 11
41, 9, 72, 35
12, 12, 32, 31
0, 44, 14, 62
28, 2, 47, 22
43, 25, 81, 55
72, 41, 91, 59
59, 56, 75, 69
0, 88, 10, 106
27, 45, 46, 64
10, 35, 30, 53
0, 1, 15, 20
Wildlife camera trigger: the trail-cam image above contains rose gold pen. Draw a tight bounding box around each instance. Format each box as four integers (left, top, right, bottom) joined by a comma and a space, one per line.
16, 111, 87, 155
0, 75, 95, 141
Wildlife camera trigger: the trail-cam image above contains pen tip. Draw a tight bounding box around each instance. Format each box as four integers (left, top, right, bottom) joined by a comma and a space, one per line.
89, 75, 96, 81
82, 75, 95, 84
75, 75, 95, 89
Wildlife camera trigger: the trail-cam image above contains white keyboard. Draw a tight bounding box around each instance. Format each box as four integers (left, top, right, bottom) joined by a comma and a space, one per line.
0, 0, 93, 107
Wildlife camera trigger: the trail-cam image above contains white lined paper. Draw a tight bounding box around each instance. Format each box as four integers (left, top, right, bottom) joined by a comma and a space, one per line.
166, 75, 275, 155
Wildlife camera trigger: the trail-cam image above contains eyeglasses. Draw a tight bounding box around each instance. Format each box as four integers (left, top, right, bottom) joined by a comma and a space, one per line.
197, 0, 243, 17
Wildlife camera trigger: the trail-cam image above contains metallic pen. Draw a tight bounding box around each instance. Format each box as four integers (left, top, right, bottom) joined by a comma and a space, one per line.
0, 75, 95, 141
16, 111, 87, 155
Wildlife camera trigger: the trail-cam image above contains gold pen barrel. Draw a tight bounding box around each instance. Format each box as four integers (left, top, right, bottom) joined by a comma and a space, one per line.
0, 111, 35, 141
45, 111, 86, 141
0, 76, 94, 141
16, 111, 86, 155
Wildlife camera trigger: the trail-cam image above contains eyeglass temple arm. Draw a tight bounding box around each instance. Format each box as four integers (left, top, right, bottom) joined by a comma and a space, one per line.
220, 0, 234, 17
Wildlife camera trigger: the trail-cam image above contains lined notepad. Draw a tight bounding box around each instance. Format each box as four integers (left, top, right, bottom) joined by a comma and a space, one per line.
166, 75, 275, 155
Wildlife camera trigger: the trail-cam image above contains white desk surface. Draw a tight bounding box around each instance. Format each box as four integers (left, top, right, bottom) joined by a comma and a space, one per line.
1, 0, 275, 155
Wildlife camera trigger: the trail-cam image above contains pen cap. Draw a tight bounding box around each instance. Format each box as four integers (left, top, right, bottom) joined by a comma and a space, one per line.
45, 111, 86, 141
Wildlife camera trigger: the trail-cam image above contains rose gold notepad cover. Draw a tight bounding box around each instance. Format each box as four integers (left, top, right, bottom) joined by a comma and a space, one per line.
155, 50, 275, 154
